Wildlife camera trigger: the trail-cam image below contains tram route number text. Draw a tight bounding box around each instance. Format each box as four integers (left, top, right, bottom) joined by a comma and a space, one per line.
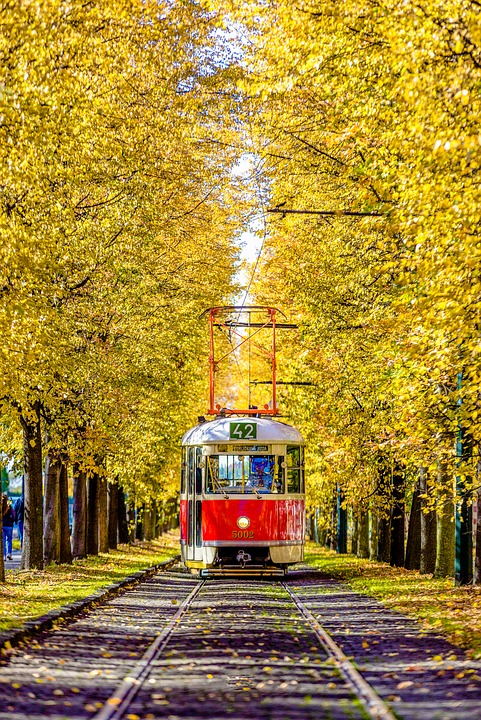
230, 422, 257, 440
232, 530, 255, 539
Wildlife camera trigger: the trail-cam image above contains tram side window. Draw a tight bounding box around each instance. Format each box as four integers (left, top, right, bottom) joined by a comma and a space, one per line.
195, 447, 203, 494
287, 446, 303, 493
180, 448, 187, 494
188, 447, 195, 495
195, 500, 202, 547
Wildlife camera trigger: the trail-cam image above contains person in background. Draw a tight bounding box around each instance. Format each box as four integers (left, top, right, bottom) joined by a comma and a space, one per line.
2, 494, 15, 561
14, 495, 24, 547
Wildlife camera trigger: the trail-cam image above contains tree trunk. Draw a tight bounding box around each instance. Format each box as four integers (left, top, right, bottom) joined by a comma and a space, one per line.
143, 503, 151, 541
435, 508, 455, 578
475, 484, 481, 585
161, 502, 167, 535
136, 504, 144, 541
87, 474, 99, 555
44, 450, 60, 565
376, 455, 392, 563
330, 496, 337, 551
144, 503, 154, 541
72, 464, 87, 559
128, 499, 136, 542
405, 485, 421, 570
378, 515, 391, 562
59, 461, 72, 564
20, 403, 44, 570
152, 503, 158, 539
390, 461, 405, 567
434, 463, 455, 578
370, 514, 379, 560
351, 515, 359, 555
419, 467, 437, 574
97, 477, 109, 553
152, 503, 157, 539
108, 481, 119, 550
118, 487, 129, 544
358, 511, 370, 558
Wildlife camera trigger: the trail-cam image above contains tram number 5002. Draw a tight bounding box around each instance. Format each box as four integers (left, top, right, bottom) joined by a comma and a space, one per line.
230, 422, 257, 440
232, 530, 255, 539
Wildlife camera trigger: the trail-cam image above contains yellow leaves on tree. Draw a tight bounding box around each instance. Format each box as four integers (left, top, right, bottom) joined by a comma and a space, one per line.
224, 0, 481, 518
0, 0, 244, 500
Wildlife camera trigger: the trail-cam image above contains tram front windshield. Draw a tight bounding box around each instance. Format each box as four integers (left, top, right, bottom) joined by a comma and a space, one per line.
206, 455, 283, 494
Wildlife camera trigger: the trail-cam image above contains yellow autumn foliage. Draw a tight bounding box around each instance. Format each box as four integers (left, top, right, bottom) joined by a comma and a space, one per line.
0, 0, 245, 500
222, 0, 481, 520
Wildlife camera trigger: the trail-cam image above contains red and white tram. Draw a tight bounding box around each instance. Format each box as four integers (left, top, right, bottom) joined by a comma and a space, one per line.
180, 416, 305, 575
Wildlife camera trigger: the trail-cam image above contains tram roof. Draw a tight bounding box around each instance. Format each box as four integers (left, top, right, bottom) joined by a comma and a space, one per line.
182, 416, 304, 445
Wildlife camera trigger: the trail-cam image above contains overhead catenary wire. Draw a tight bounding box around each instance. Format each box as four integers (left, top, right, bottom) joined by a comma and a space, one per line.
268, 207, 386, 217
217, 324, 245, 391
235, 160, 270, 409
239, 224, 267, 308
239, 158, 270, 309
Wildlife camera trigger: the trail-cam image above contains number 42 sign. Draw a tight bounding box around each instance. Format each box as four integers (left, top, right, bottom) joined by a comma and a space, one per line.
230, 422, 257, 440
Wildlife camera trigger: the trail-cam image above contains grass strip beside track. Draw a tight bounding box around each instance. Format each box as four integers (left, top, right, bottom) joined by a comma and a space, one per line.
0, 533, 179, 631
306, 543, 481, 658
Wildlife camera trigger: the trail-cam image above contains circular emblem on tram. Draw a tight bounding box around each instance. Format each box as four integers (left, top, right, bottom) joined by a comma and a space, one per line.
237, 516, 250, 530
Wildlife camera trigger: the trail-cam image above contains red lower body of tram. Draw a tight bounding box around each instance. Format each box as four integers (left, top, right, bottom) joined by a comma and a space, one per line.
180, 497, 305, 575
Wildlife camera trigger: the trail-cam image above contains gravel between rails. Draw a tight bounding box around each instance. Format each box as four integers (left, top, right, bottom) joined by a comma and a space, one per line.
1, 565, 481, 720
121, 576, 364, 720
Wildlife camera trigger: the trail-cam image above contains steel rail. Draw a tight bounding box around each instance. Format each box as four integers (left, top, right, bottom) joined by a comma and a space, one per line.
282, 582, 397, 720
93, 579, 205, 720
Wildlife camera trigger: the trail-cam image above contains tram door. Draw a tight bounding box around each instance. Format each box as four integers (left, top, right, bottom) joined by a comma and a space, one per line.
186, 446, 203, 563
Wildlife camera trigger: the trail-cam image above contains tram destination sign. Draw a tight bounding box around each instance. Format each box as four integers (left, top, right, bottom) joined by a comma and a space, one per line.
229, 421, 257, 440
232, 445, 268, 452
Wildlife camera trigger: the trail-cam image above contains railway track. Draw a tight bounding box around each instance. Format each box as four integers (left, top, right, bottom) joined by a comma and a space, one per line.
94, 573, 395, 720
282, 582, 396, 720
1, 565, 481, 720
94, 579, 206, 720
